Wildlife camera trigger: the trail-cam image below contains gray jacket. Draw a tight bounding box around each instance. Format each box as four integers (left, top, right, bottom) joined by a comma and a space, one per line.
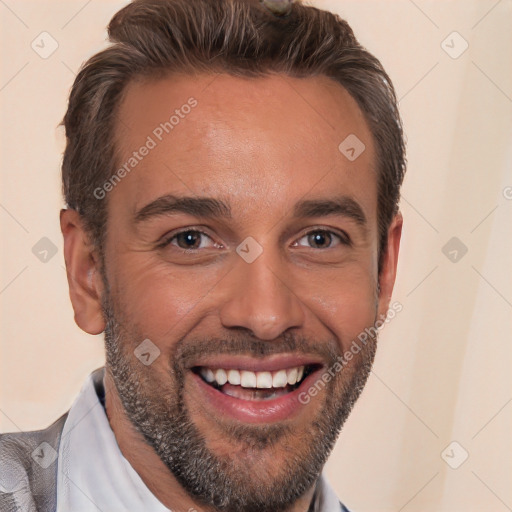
0, 413, 68, 512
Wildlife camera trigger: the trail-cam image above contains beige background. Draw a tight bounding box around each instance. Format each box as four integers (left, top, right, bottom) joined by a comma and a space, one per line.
1, 1, 511, 511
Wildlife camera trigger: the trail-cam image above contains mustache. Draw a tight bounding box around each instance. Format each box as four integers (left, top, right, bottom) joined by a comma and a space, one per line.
101, 289, 343, 370
173, 331, 342, 369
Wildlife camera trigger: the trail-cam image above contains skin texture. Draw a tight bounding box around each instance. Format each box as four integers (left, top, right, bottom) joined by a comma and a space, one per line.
60, 73, 403, 512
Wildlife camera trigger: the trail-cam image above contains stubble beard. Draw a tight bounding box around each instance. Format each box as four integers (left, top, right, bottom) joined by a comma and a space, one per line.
101, 281, 378, 512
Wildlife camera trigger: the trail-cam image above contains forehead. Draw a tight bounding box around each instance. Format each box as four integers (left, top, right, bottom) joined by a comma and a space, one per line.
111, 72, 377, 224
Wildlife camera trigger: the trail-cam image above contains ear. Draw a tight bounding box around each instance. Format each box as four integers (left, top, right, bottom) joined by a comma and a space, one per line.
60, 208, 106, 335
377, 211, 403, 319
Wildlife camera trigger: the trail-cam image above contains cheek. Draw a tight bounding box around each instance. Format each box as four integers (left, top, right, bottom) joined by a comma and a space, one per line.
110, 256, 223, 340
304, 266, 377, 351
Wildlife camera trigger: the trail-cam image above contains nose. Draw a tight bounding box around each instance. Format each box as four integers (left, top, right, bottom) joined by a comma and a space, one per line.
219, 251, 305, 340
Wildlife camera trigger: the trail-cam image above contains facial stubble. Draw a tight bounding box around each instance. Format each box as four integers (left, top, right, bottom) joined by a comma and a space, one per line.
101, 280, 378, 512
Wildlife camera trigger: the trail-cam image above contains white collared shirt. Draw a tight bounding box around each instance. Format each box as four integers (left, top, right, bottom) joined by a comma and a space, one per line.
55, 367, 345, 512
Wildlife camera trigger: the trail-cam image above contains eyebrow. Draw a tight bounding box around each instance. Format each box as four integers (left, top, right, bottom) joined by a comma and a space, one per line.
134, 195, 232, 223
293, 196, 367, 227
134, 194, 367, 228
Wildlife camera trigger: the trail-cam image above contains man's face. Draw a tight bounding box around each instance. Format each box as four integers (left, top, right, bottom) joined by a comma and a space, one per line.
98, 73, 395, 511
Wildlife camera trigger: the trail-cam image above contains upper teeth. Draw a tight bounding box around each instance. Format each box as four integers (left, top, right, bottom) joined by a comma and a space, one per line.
200, 366, 305, 389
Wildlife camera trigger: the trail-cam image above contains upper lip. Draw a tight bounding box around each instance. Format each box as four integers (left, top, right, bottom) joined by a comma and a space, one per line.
189, 354, 324, 373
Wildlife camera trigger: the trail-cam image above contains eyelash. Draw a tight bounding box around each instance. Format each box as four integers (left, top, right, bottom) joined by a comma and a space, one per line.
158, 227, 351, 251
294, 229, 351, 249
158, 229, 221, 251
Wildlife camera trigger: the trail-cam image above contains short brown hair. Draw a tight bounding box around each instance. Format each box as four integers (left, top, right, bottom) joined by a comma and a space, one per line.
61, 0, 406, 272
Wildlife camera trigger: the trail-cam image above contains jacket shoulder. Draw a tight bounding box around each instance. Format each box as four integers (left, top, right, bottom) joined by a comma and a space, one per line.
0, 412, 68, 512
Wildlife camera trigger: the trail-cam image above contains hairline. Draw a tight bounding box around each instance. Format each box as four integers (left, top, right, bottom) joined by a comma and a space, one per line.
100, 68, 384, 252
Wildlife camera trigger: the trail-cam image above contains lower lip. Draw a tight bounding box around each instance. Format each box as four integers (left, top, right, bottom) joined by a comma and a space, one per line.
189, 369, 321, 424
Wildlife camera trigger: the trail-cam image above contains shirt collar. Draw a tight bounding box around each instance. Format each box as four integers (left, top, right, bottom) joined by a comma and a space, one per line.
56, 367, 344, 511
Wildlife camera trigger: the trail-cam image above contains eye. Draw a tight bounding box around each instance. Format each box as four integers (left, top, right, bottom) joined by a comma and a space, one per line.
293, 229, 349, 249
160, 229, 220, 251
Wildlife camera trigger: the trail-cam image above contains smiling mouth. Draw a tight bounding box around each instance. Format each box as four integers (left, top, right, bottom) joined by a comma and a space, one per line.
192, 364, 320, 401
